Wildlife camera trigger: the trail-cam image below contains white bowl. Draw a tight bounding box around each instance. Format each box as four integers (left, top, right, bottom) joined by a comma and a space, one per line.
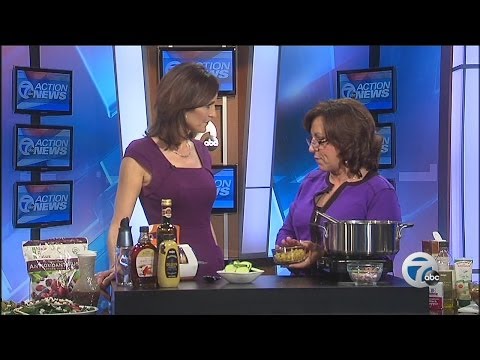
216, 269, 264, 284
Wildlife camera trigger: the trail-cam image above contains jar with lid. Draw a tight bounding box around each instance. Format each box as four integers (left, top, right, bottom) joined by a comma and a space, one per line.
69, 250, 100, 307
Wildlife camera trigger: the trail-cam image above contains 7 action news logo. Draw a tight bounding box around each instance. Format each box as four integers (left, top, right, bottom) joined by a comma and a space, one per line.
18, 80, 68, 100
402, 252, 440, 288
19, 137, 69, 156
165, 60, 231, 79
19, 194, 69, 213
340, 80, 391, 100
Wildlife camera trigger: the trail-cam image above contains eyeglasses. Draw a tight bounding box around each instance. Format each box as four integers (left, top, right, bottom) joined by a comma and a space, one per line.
306, 136, 328, 150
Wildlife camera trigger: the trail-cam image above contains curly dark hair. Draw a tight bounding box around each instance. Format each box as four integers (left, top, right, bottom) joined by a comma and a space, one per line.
147, 62, 219, 150
303, 98, 382, 178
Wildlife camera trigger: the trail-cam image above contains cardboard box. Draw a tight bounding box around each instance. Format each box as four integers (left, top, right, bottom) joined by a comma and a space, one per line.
429, 282, 444, 311
422, 240, 449, 257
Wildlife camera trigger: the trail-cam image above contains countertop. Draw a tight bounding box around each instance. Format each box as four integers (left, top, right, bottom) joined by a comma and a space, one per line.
112, 274, 429, 315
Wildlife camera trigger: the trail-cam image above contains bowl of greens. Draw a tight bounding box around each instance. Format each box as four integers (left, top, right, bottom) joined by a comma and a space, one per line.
1, 298, 98, 315
216, 260, 264, 284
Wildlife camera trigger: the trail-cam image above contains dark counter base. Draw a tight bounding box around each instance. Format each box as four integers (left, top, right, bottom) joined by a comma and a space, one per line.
112, 275, 429, 315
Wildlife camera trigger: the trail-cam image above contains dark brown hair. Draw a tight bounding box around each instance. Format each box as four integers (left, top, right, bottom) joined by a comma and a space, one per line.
147, 62, 219, 150
303, 98, 382, 177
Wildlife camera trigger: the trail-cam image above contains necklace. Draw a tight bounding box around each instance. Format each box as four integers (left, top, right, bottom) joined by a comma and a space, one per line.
172, 141, 191, 158
329, 172, 359, 185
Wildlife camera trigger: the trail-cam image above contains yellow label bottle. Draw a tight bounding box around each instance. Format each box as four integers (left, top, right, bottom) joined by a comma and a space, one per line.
158, 239, 180, 288
157, 199, 180, 288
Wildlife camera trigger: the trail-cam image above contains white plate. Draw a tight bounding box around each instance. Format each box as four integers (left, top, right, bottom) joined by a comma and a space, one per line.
216, 269, 264, 284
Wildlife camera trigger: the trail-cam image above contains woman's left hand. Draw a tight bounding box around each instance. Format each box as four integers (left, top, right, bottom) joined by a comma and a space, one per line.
95, 268, 115, 301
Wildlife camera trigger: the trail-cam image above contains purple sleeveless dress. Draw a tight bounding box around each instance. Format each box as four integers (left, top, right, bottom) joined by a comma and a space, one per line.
124, 137, 224, 277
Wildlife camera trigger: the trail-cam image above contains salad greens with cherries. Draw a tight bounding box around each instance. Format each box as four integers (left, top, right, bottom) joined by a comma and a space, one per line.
1, 298, 97, 315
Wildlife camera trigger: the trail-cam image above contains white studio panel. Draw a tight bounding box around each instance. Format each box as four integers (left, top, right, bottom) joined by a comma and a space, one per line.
245, 46, 279, 188
114, 46, 149, 241
466, 45, 479, 64
242, 46, 279, 256
452, 46, 464, 68
449, 67, 464, 260
463, 67, 479, 269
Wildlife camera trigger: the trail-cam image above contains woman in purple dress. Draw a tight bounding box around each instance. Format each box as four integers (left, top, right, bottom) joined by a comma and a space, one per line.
106, 62, 224, 278
276, 98, 402, 271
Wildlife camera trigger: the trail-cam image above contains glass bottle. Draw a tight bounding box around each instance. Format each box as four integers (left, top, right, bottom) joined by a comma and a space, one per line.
70, 250, 100, 307
157, 199, 176, 242
435, 242, 451, 271
157, 199, 180, 288
115, 217, 134, 286
131, 226, 158, 289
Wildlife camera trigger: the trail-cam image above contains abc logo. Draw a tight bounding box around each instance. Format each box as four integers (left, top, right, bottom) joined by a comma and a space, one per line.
204, 137, 218, 149
401, 252, 438, 288
423, 270, 440, 286
194, 121, 219, 152
19, 138, 35, 156
341, 83, 357, 99
19, 195, 35, 213
18, 81, 34, 99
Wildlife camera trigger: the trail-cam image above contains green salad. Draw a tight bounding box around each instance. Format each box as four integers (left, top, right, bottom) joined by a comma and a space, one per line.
1, 298, 97, 315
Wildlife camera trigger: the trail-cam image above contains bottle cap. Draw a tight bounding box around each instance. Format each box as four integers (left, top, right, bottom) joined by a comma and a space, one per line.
117, 217, 134, 247
77, 250, 97, 257
161, 198, 172, 206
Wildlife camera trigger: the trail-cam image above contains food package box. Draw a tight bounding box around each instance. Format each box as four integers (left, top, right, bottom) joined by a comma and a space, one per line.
429, 282, 444, 311
454, 258, 473, 282
454, 258, 473, 306
422, 240, 449, 257
22, 237, 88, 300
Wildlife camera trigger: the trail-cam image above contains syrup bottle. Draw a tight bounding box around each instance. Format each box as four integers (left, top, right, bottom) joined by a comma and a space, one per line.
131, 226, 157, 289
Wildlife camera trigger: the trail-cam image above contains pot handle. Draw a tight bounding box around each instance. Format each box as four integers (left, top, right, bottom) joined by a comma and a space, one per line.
397, 223, 414, 240
311, 223, 328, 239
314, 210, 339, 223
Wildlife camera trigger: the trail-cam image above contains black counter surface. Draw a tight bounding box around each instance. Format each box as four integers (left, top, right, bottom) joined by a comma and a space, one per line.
112, 274, 429, 315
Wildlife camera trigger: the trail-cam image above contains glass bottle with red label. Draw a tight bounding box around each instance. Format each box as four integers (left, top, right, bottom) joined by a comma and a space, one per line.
131, 226, 157, 289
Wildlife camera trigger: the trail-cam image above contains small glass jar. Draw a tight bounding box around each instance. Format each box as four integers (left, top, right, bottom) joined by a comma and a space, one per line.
69, 250, 100, 307
435, 248, 451, 271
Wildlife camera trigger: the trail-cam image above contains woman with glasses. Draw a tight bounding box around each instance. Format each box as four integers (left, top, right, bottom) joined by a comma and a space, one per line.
276, 98, 401, 271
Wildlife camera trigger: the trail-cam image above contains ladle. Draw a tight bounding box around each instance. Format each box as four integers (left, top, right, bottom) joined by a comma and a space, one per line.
315, 210, 339, 223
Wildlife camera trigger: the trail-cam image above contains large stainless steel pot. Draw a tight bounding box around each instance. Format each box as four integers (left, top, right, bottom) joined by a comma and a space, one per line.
311, 214, 414, 256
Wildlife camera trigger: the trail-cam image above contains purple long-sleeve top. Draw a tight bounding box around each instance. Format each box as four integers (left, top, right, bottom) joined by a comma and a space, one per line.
276, 169, 402, 245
